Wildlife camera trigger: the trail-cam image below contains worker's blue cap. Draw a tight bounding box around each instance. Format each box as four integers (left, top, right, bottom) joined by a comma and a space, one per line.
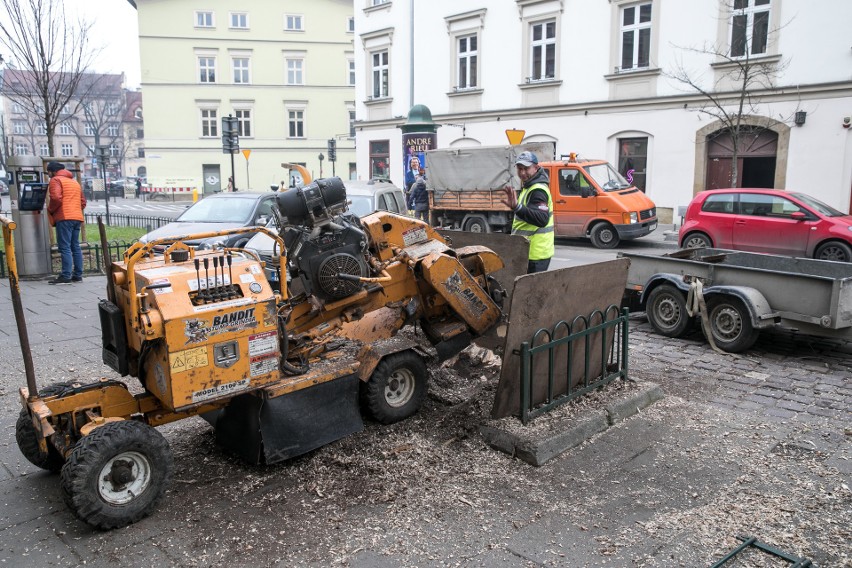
515, 152, 538, 167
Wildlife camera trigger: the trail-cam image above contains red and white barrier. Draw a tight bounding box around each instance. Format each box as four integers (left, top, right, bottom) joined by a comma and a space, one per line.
143, 187, 195, 193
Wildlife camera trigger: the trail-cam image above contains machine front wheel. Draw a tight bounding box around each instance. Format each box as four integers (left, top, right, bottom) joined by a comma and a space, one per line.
60, 420, 173, 530
361, 351, 428, 424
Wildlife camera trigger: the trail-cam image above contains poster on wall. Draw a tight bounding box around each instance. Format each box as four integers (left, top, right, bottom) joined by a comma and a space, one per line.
402, 132, 436, 194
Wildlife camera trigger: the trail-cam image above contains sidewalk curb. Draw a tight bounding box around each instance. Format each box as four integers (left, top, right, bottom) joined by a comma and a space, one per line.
480, 382, 664, 467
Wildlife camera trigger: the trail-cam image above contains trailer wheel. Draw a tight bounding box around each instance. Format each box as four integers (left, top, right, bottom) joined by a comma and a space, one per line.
15, 382, 77, 472
646, 285, 692, 338
815, 241, 852, 263
61, 420, 173, 530
590, 223, 620, 249
361, 351, 428, 424
463, 216, 490, 233
705, 296, 759, 353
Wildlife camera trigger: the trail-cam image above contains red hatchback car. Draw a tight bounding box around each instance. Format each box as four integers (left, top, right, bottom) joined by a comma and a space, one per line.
679, 189, 852, 262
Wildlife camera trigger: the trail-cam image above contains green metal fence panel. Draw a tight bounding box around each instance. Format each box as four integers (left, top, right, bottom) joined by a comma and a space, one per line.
519, 306, 629, 424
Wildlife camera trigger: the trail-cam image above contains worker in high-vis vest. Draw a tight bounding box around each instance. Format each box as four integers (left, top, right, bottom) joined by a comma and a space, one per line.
501, 151, 555, 273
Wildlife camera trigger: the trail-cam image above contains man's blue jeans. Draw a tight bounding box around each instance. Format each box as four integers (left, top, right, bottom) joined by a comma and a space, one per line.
55, 220, 83, 279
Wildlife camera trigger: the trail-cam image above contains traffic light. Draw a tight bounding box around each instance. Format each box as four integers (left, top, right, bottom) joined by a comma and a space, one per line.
222, 116, 239, 154
327, 138, 337, 162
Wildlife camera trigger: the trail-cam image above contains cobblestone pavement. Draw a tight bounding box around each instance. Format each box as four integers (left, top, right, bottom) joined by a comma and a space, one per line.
0, 276, 849, 567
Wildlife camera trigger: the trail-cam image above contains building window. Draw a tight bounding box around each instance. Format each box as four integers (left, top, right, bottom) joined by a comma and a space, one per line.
62, 103, 71, 114
136, 128, 144, 138
61, 143, 73, 157
199, 56, 216, 83
12, 103, 22, 114
620, 3, 652, 71
286, 59, 304, 85
84, 124, 95, 136
530, 19, 556, 81
109, 144, 119, 157
349, 110, 356, 138
15, 144, 28, 156
285, 14, 303, 31
731, 0, 770, 57
457, 34, 478, 89
369, 140, 389, 179
348, 59, 356, 86
235, 109, 252, 137
287, 109, 305, 138
371, 0, 389, 5
233, 57, 251, 84
86, 145, 94, 157
196, 11, 214, 28
138, 148, 146, 158
230, 12, 248, 29
37, 123, 47, 135
107, 124, 119, 137
39, 144, 49, 157
13, 121, 25, 135
106, 101, 120, 115
618, 137, 648, 192
200, 108, 218, 137
347, 17, 355, 33
371, 50, 389, 98
134, 108, 143, 119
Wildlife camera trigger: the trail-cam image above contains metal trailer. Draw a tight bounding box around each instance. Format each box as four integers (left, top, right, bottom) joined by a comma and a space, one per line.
619, 248, 852, 353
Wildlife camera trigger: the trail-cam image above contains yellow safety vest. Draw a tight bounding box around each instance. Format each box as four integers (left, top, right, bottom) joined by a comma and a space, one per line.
511, 182, 554, 261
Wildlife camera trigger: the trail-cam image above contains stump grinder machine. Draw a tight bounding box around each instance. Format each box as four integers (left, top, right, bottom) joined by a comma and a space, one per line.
6, 177, 511, 529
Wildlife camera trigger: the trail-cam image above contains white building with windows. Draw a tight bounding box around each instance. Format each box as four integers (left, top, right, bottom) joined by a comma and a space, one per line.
132, 0, 357, 194
354, 0, 852, 221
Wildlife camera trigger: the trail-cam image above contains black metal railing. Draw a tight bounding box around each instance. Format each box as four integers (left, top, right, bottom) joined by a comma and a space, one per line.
0, 240, 134, 278
519, 306, 630, 424
83, 212, 172, 231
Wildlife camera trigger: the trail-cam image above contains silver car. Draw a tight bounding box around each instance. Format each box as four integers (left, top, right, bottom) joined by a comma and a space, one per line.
245, 179, 407, 287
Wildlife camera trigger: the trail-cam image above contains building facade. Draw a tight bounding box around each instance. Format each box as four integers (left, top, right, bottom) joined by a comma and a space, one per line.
134, 0, 357, 194
0, 70, 142, 181
354, 0, 852, 221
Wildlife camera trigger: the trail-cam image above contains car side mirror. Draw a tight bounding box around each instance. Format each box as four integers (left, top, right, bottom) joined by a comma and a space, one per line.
790, 211, 807, 221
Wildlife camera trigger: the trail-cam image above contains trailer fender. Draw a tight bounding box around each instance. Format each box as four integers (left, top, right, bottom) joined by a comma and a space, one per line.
356, 339, 431, 381
638, 274, 691, 307
701, 286, 776, 329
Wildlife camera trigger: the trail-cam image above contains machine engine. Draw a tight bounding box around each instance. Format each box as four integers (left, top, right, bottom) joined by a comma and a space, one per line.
276, 177, 370, 301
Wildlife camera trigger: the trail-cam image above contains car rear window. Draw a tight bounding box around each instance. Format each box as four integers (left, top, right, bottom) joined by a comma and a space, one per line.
179, 197, 256, 223
701, 193, 735, 213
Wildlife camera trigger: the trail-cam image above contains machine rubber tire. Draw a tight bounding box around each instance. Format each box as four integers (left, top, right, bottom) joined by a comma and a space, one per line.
463, 216, 489, 233
814, 241, 852, 263
705, 296, 759, 353
589, 223, 620, 249
361, 351, 428, 425
15, 382, 76, 472
60, 420, 173, 530
682, 232, 712, 249
646, 285, 692, 338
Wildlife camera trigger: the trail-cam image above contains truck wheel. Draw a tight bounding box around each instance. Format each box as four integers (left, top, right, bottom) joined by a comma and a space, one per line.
361, 351, 428, 425
60, 420, 173, 530
705, 296, 759, 353
646, 285, 692, 338
464, 216, 489, 233
15, 381, 76, 472
590, 223, 620, 249
682, 232, 712, 249
815, 241, 852, 262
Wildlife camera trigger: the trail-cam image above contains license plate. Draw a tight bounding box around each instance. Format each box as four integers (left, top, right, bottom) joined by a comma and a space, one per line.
649, 222, 657, 231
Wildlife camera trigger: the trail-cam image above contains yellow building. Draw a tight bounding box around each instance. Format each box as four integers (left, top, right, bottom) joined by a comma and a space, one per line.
132, 0, 356, 195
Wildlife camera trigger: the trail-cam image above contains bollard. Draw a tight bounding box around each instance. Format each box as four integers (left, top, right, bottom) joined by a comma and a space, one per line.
192, 188, 199, 203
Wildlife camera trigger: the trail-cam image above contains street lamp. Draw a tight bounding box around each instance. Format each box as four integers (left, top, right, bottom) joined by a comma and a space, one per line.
318, 152, 324, 178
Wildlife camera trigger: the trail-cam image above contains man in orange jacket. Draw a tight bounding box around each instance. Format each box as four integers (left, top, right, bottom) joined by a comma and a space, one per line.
46, 161, 86, 284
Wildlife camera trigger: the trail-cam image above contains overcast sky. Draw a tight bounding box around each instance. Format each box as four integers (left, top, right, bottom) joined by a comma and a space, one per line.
70, 0, 141, 88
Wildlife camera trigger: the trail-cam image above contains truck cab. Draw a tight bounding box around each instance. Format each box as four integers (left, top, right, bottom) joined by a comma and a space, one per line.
542, 155, 657, 248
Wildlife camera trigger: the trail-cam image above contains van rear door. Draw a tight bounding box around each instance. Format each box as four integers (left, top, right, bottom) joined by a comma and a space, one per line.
551, 166, 596, 238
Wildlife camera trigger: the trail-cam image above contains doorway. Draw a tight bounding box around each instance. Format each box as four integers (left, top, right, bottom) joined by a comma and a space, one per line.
706, 127, 778, 189
202, 164, 221, 194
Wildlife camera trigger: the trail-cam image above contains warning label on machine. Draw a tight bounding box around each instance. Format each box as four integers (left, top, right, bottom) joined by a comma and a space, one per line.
250, 354, 278, 377
170, 346, 209, 373
402, 227, 428, 247
191, 378, 250, 403
248, 331, 278, 357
